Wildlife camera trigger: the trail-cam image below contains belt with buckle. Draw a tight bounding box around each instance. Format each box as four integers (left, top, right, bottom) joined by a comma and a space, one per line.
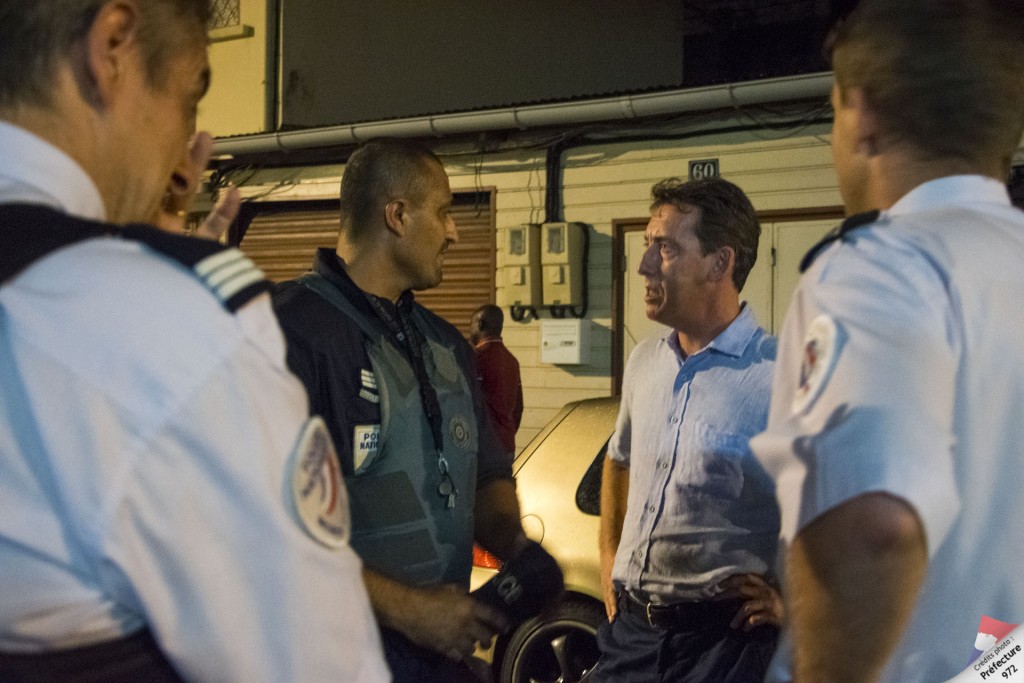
620, 592, 743, 630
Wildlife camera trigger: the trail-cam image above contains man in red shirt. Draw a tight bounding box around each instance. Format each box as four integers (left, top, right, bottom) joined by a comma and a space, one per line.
470, 305, 524, 456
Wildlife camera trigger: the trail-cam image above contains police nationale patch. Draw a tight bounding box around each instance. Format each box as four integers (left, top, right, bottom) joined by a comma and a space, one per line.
290, 416, 349, 548
353, 423, 380, 471
792, 314, 839, 415
450, 415, 472, 450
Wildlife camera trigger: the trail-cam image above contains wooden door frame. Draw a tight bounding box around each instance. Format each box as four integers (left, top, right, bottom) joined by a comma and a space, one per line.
611, 217, 650, 396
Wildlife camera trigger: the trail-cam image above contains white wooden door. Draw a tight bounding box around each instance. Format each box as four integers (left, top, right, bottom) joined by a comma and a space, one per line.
770, 219, 836, 332
740, 225, 774, 332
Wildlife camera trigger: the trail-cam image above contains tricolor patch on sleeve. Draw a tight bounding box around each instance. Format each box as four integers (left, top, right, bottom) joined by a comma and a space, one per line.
289, 416, 349, 548
792, 314, 840, 415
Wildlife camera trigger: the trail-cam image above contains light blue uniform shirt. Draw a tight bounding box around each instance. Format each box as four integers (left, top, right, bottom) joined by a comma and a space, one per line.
753, 176, 1024, 683
0, 121, 389, 681
609, 304, 779, 601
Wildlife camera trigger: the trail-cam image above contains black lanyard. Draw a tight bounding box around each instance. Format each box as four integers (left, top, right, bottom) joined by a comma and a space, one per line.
363, 291, 458, 509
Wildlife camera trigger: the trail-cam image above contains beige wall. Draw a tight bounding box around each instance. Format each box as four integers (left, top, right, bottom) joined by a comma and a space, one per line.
448, 124, 840, 448
198, 0, 270, 137
229, 121, 840, 449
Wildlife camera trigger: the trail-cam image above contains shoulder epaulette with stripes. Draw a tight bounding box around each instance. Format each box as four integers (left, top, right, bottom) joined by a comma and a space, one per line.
119, 223, 269, 312
799, 209, 882, 273
0, 204, 269, 312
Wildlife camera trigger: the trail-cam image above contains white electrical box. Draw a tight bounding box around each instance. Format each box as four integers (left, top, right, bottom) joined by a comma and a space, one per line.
540, 319, 589, 365
540, 222, 586, 307
503, 224, 542, 306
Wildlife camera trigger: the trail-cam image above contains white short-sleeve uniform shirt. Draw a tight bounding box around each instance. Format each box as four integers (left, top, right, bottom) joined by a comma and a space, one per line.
752, 175, 1024, 683
0, 121, 390, 682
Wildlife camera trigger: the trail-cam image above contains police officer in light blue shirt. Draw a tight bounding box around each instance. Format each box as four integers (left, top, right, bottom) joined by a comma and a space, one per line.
0, 2, 388, 681
750, 2, 1024, 682
594, 177, 782, 683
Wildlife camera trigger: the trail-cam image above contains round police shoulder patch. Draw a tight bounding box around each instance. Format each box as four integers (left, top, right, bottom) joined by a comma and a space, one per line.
792, 314, 839, 415
449, 414, 473, 450
289, 416, 350, 548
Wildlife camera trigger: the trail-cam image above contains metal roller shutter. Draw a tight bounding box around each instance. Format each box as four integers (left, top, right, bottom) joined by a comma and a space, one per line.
236, 192, 495, 338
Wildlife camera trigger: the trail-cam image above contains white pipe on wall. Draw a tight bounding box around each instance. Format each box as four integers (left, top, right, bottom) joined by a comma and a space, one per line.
212, 72, 833, 157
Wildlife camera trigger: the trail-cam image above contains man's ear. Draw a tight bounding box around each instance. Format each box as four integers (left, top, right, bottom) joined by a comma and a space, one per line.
384, 199, 407, 237
81, 0, 142, 108
709, 246, 735, 283
844, 87, 881, 158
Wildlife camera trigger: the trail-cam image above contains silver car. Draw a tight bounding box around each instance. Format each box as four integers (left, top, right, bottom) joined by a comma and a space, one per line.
472, 397, 619, 683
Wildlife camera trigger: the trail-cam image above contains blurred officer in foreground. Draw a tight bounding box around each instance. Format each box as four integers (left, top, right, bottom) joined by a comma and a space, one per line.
751, 1, 1024, 681
0, 1, 387, 680
272, 138, 562, 681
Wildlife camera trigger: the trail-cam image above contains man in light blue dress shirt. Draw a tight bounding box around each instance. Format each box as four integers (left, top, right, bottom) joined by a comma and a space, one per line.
594, 177, 782, 682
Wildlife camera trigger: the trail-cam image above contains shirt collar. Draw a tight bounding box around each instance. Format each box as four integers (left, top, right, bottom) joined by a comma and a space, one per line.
664, 303, 760, 360
887, 175, 1011, 218
0, 121, 106, 221
474, 337, 503, 350
312, 247, 416, 316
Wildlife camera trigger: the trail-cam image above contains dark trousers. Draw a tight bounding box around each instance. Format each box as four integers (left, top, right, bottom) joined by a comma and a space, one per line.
590, 595, 778, 683
379, 627, 481, 683
0, 629, 183, 683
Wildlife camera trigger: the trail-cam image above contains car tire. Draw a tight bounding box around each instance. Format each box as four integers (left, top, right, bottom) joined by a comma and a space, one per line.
499, 597, 605, 683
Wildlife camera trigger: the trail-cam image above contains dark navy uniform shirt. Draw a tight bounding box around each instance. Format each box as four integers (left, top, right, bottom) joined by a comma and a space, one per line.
272, 248, 511, 483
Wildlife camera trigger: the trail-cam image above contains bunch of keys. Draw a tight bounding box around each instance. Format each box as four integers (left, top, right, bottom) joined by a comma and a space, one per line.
437, 454, 457, 509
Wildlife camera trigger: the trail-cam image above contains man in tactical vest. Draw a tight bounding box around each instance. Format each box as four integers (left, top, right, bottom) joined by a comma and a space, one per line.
0, 2, 388, 681
273, 137, 563, 681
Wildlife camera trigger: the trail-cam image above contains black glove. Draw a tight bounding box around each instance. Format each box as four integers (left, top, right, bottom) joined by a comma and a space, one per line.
471, 541, 564, 623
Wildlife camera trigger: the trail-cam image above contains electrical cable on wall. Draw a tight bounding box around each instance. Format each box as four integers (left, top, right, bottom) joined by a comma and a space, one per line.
509, 304, 538, 323
569, 225, 589, 319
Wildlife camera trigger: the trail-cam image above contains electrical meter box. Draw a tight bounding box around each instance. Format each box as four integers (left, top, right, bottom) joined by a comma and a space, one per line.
540, 319, 589, 365
540, 222, 586, 307
503, 224, 542, 307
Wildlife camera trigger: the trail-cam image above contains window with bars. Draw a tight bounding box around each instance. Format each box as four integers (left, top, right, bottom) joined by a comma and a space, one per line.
210, 0, 240, 29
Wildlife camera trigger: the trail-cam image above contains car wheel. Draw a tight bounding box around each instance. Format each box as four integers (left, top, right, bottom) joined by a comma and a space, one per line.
499, 597, 605, 683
